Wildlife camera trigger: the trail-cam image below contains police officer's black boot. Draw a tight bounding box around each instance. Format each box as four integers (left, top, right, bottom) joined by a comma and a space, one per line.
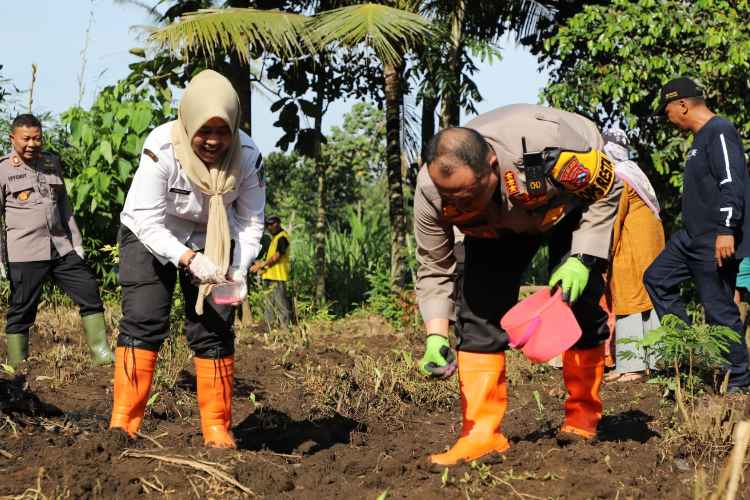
81, 313, 115, 365
5, 333, 29, 368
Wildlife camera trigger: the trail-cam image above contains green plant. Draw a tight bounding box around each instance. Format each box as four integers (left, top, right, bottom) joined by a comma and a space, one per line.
532, 390, 545, 420
53, 72, 173, 290
542, 0, 750, 237
621, 314, 740, 397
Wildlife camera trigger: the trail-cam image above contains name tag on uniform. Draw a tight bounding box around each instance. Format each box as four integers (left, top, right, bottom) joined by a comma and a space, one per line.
169, 187, 191, 195
8, 174, 27, 182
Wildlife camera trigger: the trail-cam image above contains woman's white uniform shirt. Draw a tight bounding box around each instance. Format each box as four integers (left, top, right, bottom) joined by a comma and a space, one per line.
121, 122, 265, 276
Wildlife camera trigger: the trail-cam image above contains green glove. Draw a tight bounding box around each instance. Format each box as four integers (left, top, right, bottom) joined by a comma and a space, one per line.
549, 256, 590, 303
418, 334, 457, 378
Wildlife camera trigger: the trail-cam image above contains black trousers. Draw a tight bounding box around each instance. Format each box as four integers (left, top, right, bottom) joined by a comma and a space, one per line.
262, 279, 294, 327
5, 249, 104, 334
117, 226, 235, 358
644, 229, 750, 388
456, 213, 610, 353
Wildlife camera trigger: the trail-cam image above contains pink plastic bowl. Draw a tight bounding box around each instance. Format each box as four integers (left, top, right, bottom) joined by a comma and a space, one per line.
500, 287, 582, 363
211, 282, 242, 305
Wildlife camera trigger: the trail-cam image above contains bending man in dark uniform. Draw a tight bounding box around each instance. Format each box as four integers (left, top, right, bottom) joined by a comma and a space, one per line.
414, 104, 623, 465
645, 77, 750, 393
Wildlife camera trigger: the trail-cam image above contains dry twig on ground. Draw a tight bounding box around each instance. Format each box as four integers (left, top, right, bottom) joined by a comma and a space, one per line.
121, 450, 255, 496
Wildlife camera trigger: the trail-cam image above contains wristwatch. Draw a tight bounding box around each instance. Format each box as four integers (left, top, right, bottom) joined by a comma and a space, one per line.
572, 253, 599, 269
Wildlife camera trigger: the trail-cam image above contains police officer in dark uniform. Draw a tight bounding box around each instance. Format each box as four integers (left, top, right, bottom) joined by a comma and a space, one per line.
645, 78, 750, 393
0, 114, 114, 367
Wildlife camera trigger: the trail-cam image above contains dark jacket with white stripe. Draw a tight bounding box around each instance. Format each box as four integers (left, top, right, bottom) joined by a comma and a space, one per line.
682, 116, 750, 258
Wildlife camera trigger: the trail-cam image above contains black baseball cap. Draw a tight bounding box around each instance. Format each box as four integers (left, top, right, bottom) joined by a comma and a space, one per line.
655, 77, 704, 116
265, 215, 281, 225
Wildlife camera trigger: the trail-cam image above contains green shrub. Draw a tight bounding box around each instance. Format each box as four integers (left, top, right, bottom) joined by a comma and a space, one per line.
290, 203, 391, 316
621, 314, 741, 396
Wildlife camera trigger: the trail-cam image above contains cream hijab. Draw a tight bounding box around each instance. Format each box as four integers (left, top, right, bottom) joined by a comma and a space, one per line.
171, 69, 242, 314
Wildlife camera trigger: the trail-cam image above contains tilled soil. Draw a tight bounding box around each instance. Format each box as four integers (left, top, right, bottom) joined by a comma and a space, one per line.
0, 313, 746, 499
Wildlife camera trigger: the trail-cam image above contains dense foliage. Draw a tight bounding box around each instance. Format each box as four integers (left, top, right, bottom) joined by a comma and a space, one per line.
541, 0, 750, 232
53, 78, 174, 288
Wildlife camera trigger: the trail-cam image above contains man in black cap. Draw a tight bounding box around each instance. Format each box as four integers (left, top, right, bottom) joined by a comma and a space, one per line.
251, 216, 294, 327
645, 77, 750, 393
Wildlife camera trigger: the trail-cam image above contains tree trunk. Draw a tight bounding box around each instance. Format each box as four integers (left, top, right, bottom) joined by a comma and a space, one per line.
228, 51, 252, 134
384, 61, 407, 289
440, 0, 466, 128
312, 60, 327, 305
421, 90, 438, 159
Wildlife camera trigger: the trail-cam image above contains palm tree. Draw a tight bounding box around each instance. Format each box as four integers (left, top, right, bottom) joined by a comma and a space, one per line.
153, 2, 431, 291
150, 5, 312, 132
418, 0, 550, 129
311, 3, 432, 288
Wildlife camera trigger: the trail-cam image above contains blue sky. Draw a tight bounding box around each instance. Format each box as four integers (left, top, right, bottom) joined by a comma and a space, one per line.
1, 0, 549, 154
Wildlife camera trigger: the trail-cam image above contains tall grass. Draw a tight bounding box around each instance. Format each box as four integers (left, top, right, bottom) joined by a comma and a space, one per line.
290, 203, 391, 316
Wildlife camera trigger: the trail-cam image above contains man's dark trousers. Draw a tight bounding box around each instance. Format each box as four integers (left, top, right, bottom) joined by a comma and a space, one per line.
645, 229, 750, 389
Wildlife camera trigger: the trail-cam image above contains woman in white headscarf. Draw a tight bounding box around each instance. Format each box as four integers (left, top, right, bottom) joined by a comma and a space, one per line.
603, 128, 664, 382
110, 70, 265, 448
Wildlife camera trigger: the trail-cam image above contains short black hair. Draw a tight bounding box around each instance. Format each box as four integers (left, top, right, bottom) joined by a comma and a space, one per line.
12, 114, 42, 131
423, 127, 492, 178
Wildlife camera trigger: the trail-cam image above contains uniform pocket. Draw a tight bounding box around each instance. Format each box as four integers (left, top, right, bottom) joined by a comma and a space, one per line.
166, 174, 195, 215
45, 173, 66, 197
118, 226, 163, 284
8, 265, 25, 306
7, 177, 36, 205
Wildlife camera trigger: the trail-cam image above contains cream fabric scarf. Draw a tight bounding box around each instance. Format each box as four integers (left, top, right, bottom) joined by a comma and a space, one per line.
171, 69, 243, 314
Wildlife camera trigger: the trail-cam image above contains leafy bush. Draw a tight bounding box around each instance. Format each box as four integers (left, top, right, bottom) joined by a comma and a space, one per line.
53, 79, 174, 289
621, 314, 741, 396
289, 200, 391, 316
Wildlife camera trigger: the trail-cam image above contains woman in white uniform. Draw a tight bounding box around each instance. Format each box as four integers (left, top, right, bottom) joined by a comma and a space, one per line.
109, 70, 265, 448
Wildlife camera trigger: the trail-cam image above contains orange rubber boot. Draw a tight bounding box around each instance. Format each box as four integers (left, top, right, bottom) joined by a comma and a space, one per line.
109, 347, 157, 436
430, 351, 509, 465
561, 344, 605, 439
195, 356, 236, 449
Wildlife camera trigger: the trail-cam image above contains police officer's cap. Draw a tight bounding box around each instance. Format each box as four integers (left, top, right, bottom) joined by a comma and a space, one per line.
655, 77, 704, 116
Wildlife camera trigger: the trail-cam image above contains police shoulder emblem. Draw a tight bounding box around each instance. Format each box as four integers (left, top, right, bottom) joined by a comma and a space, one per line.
18, 190, 31, 201
10, 155, 22, 167
557, 156, 591, 190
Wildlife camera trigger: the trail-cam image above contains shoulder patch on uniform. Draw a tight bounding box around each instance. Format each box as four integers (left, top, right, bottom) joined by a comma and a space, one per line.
143, 149, 159, 162
254, 154, 265, 187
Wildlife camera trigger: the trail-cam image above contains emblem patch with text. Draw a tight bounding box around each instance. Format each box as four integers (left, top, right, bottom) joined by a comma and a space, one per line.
557, 156, 591, 190
504, 171, 519, 196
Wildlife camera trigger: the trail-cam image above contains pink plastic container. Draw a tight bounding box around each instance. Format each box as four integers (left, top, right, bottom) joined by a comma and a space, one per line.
211, 282, 243, 305
500, 287, 582, 363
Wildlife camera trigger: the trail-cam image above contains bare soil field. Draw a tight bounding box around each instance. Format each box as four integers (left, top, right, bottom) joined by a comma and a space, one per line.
0, 305, 748, 499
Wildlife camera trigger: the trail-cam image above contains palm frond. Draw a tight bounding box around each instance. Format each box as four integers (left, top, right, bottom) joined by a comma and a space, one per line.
311, 3, 432, 66
149, 8, 313, 64
512, 1, 552, 42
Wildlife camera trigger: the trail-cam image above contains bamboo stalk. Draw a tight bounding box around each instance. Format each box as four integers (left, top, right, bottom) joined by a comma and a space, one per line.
710, 420, 750, 500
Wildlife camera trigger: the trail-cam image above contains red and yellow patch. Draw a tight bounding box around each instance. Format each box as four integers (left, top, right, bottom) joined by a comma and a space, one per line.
18, 190, 31, 201
557, 156, 591, 189
550, 149, 615, 203
504, 171, 519, 196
